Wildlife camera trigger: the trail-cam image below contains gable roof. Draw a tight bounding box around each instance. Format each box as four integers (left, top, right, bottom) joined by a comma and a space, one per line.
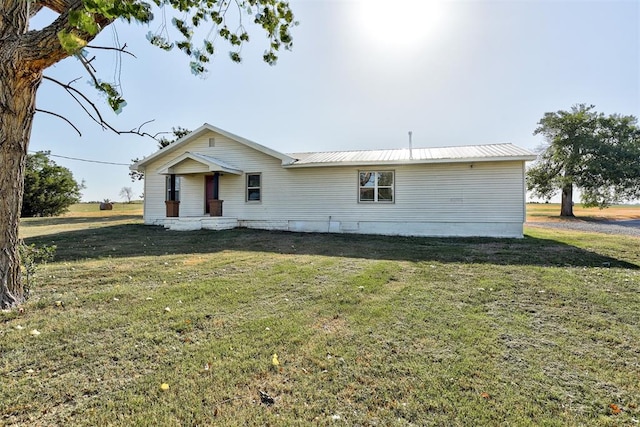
131, 123, 296, 171
131, 124, 536, 172
285, 143, 536, 168
157, 152, 243, 175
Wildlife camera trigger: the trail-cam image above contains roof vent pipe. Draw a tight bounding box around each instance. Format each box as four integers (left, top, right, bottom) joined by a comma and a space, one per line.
408, 131, 413, 160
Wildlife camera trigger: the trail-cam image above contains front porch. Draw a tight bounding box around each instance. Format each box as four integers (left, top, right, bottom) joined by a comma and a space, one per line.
159, 151, 245, 225
161, 216, 239, 231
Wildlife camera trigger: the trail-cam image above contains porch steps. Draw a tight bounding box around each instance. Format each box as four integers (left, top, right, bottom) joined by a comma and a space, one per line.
163, 217, 238, 231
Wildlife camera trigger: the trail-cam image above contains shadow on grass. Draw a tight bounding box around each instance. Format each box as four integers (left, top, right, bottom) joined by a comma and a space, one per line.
23, 224, 639, 269
21, 215, 142, 227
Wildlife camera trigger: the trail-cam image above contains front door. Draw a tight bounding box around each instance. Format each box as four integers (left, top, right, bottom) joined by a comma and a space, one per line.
204, 173, 219, 214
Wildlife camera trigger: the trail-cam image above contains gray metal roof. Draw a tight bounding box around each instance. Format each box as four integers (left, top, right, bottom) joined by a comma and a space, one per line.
285, 143, 536, 167
188, 153, 243, 174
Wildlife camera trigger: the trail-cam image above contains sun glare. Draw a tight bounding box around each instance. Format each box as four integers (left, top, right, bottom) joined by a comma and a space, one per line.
353, 0, 449, 51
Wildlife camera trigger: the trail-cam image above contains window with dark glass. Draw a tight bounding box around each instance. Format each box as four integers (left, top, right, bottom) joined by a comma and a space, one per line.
165, 176, 181, 201
359, 171, 394, 203
246, 173, 261, 202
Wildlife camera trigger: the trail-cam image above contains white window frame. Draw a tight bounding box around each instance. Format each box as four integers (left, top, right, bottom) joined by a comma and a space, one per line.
246, 173, 261, 202
358, 170, 394, 203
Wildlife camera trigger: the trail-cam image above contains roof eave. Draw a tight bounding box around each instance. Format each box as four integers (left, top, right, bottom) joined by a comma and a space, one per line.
133, 123, 296, 168
156, 152, 243, 175
206, 124, 295, 165
157, 165, 243, 175
283, 155, 538, 168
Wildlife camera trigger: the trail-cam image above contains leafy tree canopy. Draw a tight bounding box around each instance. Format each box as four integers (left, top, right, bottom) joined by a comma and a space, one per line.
54, 0, 297, 112
22, 152, 85, 217
527, 104, 640, 216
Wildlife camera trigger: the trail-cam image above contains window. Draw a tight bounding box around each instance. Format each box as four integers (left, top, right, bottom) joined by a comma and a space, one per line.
208, 137, 216, 147
246, 173, 261, 202
359, 171, 394, 203
165, 175, 181, 201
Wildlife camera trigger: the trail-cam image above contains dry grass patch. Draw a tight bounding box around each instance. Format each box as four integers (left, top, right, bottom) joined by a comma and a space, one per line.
527, 203, 640, 221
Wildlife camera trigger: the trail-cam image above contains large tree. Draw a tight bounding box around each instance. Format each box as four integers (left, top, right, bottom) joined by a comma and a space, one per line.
0, 1, 295, 308
527, 104, 640, 217
22, 151, 84, 217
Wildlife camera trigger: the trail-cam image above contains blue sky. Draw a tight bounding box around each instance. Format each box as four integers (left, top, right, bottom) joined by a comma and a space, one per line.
30, 0, 639, 202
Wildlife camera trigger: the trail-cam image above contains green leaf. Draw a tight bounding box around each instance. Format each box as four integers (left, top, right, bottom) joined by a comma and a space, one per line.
94, 81, 126, 114
57, 31, 87, 54
146, 32, 174, 51
190, 61, 206, 75
69, 10, 100, 35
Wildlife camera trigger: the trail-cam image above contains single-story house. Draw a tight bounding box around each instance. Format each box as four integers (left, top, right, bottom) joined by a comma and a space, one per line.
131, 123, 537, 237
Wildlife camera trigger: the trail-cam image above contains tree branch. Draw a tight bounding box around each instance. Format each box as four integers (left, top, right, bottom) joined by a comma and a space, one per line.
29, 2, 44, 18
19, 0, 114, 71
43, 75, 110, 129
77, 53, 100, 86
32, 0, 72, 15
35, 108, 82, 136
41, 75, 162, 140
85, 43, 137, 58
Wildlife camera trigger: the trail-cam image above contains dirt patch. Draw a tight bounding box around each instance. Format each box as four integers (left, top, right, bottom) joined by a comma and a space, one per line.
312, 315, 349, 334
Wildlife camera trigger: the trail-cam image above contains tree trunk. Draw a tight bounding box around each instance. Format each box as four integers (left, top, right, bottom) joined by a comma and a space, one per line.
0, 1, 115, 308
0, 61, 42, 308
560, 184, 574, 217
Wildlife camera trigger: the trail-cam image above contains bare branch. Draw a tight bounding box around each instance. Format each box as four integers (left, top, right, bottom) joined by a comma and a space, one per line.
41, 75, 162, 140
85, 44, 137, 58
77, 54, 100, 86
42, 75, 109, 130
35, 108, 82, 136
134, 120, 155, 134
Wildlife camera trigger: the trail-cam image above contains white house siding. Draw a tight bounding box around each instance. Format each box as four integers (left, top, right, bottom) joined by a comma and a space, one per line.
142, 130, 527, 237
142, 131, 285, 223
236, 161, 526, 237
170, 158, 209, 174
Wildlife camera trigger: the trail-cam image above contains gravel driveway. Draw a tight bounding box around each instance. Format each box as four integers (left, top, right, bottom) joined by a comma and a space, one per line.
526, 219, 640, 237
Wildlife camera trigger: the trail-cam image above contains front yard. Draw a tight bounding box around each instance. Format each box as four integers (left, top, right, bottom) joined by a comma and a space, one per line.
1, 205, 638, 425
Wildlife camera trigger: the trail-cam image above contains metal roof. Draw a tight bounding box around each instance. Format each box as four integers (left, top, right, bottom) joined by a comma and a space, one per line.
285, 143, 536, 167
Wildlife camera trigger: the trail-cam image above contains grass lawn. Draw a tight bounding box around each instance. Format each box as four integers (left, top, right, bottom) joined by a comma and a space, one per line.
527, 202, 640, 221
2, 204, 639, 425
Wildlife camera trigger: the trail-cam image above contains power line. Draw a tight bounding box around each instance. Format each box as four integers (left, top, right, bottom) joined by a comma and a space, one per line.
28, 151, 131, 166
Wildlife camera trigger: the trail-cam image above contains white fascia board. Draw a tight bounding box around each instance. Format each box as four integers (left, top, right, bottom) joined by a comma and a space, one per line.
201, 123, 296, 165
134, 123, 296, 169
156, 152, 243, 175
282, 155, 538, 168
